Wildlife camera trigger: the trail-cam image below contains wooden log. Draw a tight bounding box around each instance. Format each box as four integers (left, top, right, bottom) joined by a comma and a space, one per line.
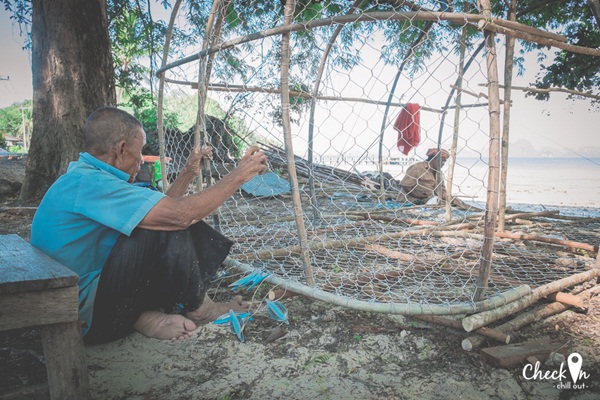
462, 268, 600, 332
494, 231, 597, 253
462, 284, 597, 351
546, 291, 587, 311
361, 213, 439, 226
416, 315, 510, 344
268, 288, 301, 300
364, 243, 415, 262
503, 210, 560, 221
512, 218, 533, 225
462, 300, 572, 351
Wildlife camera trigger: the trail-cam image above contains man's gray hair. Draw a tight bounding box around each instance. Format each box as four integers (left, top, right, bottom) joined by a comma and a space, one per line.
83, 107, 143, 155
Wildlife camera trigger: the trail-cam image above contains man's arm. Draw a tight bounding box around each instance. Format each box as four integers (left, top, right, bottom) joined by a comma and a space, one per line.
139, 146, 267, 231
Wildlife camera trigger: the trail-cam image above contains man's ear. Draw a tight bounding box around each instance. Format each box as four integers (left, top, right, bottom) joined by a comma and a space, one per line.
114, 139, 128, 165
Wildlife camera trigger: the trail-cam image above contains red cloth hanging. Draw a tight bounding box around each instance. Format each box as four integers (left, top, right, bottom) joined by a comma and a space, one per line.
394, 103, 421, 155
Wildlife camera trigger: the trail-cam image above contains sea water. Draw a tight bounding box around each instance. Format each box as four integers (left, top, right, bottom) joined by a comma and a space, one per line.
347, 157, 600, 212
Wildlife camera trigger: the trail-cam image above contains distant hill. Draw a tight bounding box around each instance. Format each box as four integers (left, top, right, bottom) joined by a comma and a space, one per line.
509, 139, 600, 158
454, 139, 600, 159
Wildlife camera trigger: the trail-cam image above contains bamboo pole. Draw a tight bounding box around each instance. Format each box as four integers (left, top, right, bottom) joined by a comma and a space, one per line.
201, 0, 227, 231
195, 0, 220, 193
164, 79, 447, 112
498, 0, 517, 232
378, 23, 434, 200
462, 267, 600, 332
156, 0, 183, 192
445, 6, 469, 222
229, 257, 535, 316
474, 0, 502, 302
280, 0, 314, 286
490, 84, 600, 101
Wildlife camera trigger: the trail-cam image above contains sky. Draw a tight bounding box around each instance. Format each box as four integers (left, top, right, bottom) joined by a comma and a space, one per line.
1, 5, 599, 158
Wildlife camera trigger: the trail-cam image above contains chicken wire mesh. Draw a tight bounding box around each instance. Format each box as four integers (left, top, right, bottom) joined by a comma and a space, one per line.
152, 2, 600, 315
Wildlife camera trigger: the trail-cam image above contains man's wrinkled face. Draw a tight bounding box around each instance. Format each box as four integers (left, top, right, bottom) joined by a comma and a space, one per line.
122, 127, 146, 183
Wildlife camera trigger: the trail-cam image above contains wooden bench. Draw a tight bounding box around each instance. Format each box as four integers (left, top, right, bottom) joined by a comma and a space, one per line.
0, 234, 91, 400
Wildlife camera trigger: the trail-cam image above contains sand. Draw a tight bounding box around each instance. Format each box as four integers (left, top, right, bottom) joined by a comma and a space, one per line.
82, 286, 600, 400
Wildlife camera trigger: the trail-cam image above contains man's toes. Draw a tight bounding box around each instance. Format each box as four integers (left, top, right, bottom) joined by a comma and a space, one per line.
183, 318, 197, 332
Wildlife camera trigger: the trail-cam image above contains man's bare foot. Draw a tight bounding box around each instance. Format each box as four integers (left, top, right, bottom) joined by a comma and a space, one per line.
133, 311, 197, 340
186, 294, 250, 325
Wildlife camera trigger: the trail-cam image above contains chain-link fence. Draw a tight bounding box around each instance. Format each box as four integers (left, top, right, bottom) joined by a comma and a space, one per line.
154, 2, 600, 318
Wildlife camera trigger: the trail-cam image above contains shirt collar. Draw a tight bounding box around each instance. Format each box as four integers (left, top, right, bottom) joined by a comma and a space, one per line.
77, 152, 131, 182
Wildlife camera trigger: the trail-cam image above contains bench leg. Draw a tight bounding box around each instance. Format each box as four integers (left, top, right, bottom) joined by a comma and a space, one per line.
41, 321, 91, 400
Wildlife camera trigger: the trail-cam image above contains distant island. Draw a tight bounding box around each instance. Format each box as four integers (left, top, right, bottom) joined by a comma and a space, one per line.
453, 139, 600, 159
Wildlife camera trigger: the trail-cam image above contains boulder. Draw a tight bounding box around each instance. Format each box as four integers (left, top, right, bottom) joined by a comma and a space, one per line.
0, 156, 27, 200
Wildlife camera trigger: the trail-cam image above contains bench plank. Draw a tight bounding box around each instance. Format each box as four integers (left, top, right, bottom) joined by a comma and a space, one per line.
0, 234, 78, 294
0, 286, 79, 331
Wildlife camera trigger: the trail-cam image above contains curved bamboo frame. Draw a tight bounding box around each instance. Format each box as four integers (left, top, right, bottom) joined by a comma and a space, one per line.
156, 11, 599, 76
225, 257, 532, 316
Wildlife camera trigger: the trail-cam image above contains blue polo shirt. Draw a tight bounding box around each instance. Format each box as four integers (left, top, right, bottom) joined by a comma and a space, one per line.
31, 152, 165, 335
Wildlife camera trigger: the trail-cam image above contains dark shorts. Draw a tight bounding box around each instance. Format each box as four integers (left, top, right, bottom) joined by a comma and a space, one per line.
84, 221, 232, 344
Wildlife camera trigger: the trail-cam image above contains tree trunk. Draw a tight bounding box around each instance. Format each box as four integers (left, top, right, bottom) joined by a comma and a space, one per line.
20, 0, 116, 203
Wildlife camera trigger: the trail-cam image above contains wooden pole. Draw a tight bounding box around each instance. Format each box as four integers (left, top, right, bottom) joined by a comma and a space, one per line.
281, 0, 314, 286
498, 0, 517, 232
195, 0, 220, 193
474, 0, 502, 301
156, 0, 183, 192
445, 7, 469, 222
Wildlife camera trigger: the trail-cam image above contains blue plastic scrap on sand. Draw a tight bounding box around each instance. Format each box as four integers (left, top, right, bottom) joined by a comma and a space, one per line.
212, 311, 252, 325
241, 171, 291, 198
265, 300, 289, 325
213, 310, 251, 342
229, 269, 271, 291
228, 309, 246, 342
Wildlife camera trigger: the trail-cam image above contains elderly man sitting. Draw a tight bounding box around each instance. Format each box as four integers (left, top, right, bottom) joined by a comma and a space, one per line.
397, 148, 467, 207
31, 107, 268, 343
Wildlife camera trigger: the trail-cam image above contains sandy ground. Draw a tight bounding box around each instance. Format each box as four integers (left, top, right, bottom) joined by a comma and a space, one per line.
82, 284, 600, 400
3, 268, 600, 400
1, 203, 600, 400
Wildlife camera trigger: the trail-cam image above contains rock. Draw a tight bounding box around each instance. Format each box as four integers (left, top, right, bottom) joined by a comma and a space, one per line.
0, 156, 27, 200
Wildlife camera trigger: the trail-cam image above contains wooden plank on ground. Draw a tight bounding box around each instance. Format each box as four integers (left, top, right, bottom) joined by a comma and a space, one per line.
480, 338, 567, 368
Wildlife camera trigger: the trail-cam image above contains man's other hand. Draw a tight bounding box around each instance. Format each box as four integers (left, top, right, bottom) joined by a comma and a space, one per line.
182, 145, 213, 176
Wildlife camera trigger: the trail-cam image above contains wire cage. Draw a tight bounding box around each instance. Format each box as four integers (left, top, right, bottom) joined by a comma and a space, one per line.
154, 1, 600, 320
